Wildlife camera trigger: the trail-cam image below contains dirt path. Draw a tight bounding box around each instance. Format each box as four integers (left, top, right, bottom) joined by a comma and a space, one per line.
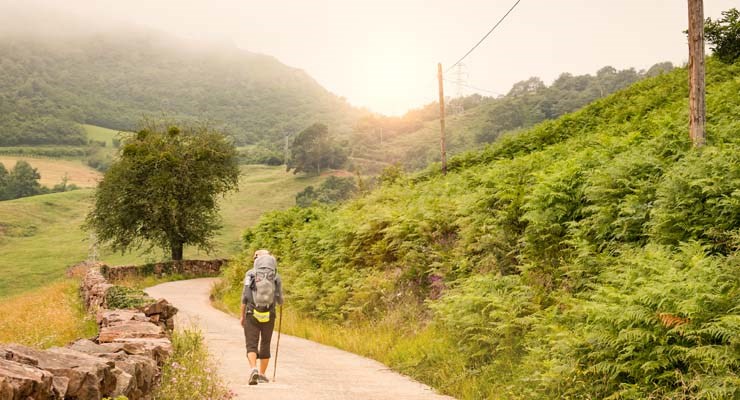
146, 278, 454, 400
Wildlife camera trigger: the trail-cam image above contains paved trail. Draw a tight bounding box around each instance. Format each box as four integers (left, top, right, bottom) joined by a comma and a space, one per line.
146, 278, 454, 400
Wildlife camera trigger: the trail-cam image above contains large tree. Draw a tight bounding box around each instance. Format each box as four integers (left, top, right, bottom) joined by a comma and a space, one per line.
705, 8, 740, 64
6, 160, 42, 199
85, 123, 239, 260
286, 122, 347, 175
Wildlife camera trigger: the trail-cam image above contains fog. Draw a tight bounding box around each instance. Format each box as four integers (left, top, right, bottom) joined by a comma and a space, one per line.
1, 0, 737, 115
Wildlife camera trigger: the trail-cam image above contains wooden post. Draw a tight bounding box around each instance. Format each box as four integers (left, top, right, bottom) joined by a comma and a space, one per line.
437, 63, 448, 175
688, 0, 706, 147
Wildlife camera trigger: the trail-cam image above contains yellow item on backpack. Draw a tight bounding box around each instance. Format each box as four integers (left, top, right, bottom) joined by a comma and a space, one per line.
253, 310, 270, 323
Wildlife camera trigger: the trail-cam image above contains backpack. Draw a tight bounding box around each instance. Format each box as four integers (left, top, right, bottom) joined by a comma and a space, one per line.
251, 255, 277, 311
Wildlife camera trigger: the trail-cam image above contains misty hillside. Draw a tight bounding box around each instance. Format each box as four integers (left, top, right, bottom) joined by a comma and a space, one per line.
0, 28, 358, 147
347, 62, 675, 172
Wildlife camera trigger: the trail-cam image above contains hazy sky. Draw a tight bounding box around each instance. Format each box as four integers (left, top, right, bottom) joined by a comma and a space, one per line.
5, 0, 738, 115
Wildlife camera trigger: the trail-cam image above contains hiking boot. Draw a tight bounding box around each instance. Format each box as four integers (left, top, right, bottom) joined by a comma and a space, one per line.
249, 368, 259, 385
258, 374, 270, 383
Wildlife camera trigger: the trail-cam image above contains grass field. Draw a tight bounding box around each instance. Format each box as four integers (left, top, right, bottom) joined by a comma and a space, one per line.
0, 165, 324, 298
0, 156, 102, 188
83, 124, 126, 148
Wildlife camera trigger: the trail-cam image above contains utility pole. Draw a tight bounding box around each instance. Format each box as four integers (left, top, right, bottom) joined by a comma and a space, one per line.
688, 0, 706, 147
437, 63, 447, 175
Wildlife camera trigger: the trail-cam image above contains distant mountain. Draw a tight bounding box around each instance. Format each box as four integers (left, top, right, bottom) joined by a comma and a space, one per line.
0, 28, 359, 146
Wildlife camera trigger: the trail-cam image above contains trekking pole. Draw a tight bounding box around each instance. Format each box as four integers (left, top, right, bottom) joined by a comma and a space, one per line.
272, 303, 283, 382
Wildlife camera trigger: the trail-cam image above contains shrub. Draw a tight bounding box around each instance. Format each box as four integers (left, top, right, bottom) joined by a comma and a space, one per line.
579, 147, 666, 248
104, 285, 153, 309
431, 274, 538, 367
295, 176, 357, 207
650, 145, 740, 254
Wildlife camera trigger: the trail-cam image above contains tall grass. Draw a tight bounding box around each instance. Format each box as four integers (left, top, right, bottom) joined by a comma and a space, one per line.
0, 280, 97, 348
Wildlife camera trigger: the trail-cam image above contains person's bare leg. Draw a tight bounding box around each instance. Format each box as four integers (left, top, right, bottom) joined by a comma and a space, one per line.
248, 352, 258, 369
259, 358, 270, 375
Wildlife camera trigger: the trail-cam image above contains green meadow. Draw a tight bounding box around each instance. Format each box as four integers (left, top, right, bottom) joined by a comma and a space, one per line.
83, 124, 124, 148
0, 165, 324, 298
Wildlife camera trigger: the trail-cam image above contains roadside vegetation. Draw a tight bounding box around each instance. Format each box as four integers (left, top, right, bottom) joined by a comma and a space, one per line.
215, 58, 740, 399
154, 328, 235, 400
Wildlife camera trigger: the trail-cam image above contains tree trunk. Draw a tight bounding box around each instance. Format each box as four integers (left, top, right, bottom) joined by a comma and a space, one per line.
171, 242, 184, 261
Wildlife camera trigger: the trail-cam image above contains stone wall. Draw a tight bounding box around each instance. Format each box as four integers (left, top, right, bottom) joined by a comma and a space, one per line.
0, 264, 186, 400
102, 259, 228, 282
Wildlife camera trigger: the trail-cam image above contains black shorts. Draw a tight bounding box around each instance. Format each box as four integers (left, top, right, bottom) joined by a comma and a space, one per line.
243, 312, 275, 359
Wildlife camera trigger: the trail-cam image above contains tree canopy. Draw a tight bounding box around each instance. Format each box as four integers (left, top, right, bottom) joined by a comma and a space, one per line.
0, 160, 44, 200
286, 123, 347, 175
85, 123, 240, 260
705, 8, 740, 63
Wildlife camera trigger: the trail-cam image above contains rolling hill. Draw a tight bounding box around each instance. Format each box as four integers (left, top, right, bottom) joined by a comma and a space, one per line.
0, 23, 359, 148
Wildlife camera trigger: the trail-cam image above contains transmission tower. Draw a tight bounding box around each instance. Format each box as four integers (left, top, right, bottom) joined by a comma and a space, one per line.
452, 63, 469, 114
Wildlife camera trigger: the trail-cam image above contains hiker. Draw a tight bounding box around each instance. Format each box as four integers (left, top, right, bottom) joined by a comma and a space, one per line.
240, 249, 284, 385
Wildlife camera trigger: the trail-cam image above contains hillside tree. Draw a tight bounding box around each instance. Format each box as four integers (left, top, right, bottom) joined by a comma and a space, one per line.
287, 123, 347, 175
85, 123, 239, 260
6, 160, 42, 199
705, 7, 740, 63
0, 163, 8, 200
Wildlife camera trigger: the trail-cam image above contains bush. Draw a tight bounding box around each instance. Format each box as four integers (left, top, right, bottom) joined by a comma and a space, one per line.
431, 274, 538, 367
650, 146, 740, 254
578, 147, 665, 249
85, 148, 113, 172
104, 286, 153, 309
237, 145, 284, 165
295, 176, 357, 207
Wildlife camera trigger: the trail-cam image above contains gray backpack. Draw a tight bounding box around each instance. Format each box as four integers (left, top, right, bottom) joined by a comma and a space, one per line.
251, 255, 277, 310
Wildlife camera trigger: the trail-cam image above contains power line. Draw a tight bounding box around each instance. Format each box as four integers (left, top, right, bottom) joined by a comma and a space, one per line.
445, 0, 523, 73
443, 78, 501, 96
